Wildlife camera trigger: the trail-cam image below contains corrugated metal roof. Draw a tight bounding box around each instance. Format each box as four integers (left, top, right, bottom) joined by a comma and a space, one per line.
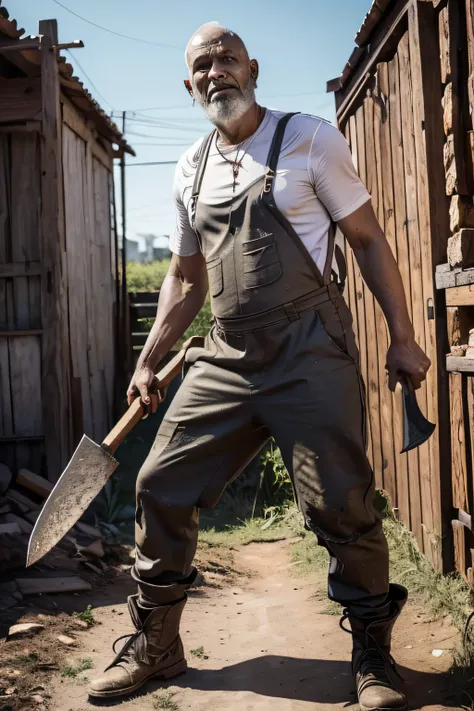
0, 4, 134, 155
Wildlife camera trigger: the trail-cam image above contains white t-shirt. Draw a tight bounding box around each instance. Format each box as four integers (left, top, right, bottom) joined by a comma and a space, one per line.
171, 109, 370, 275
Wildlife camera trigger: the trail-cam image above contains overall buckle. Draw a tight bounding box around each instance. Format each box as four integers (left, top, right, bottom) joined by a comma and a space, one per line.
263, 168, 275, 193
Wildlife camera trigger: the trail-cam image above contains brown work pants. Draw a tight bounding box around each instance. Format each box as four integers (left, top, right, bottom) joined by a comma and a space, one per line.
132, 302, 389, 611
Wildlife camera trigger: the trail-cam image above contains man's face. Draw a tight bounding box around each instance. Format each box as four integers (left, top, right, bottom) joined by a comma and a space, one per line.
187, 32, 257, 124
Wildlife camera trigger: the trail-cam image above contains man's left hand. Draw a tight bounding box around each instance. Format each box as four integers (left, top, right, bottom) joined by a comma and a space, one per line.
386, 337, 431, 392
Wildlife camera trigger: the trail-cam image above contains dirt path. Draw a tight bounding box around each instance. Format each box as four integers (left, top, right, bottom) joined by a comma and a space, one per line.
51, 540, 462, 711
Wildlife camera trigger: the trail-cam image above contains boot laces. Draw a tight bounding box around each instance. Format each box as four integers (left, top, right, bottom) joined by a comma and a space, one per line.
339, 609, 404, 686
104, 628, 150, 671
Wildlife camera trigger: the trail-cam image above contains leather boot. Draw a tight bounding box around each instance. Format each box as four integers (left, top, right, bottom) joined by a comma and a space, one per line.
342, 584, 408, 711
88, 594, 187, 698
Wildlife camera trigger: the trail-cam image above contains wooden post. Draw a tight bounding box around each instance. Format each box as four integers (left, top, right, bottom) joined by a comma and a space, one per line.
409, 1, 453, 571
39, 20, 71, 481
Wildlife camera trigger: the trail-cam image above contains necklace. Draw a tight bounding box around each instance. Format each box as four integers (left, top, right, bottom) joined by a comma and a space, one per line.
215, 108, 266, 192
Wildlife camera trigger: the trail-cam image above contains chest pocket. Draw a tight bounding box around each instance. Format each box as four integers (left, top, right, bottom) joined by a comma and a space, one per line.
242, 234, 282, 290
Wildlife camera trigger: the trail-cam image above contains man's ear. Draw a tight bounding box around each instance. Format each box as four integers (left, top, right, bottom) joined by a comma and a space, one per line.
184, 79, 193, 97
250, 59, 259, 84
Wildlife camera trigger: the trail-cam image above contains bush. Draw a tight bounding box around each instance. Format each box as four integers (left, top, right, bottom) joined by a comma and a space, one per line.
127, 260, 171, 292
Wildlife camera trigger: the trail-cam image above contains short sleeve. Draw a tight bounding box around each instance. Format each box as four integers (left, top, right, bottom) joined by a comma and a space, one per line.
169, 155, 200, 257
308, 121, 370, 222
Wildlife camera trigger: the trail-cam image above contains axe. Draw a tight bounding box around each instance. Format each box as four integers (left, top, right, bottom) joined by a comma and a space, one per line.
400, 376, 436, 454
27, 337, 203, 567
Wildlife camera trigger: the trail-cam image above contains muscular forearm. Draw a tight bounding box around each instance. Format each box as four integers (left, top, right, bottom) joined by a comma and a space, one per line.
353, 238, 413, 342
137, 272, 207, 372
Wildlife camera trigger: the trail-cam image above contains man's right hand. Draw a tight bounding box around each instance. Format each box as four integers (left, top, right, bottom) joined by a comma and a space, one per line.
127, 365, 165, 414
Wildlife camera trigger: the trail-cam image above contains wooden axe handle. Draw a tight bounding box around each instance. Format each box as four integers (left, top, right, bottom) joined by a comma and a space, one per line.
102, 337, 202, 455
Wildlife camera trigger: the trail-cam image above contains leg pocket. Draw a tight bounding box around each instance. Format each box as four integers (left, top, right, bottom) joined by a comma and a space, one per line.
206, 258, 223, 297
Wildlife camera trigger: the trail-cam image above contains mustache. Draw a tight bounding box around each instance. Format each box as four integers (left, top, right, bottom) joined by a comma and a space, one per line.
207, 83, 240, 100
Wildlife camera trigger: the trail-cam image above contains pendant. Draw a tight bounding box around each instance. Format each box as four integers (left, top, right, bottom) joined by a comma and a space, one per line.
232, 163, 239, 193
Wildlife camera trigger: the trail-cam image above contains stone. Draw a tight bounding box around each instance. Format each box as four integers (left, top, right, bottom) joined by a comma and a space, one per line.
447, 229, 474, 268
80, 539, 105, 558
0, 463, 12, 495
57, 635, 76, 646
7, 623, 45, 640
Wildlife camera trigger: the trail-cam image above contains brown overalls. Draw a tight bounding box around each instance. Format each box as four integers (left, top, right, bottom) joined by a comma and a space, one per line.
133, 114, 389, 614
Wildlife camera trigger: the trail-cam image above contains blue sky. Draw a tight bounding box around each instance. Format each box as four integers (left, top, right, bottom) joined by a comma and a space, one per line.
9, 0, 372, 247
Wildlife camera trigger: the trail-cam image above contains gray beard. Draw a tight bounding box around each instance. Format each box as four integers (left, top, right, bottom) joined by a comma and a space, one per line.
199, 79, 256, 124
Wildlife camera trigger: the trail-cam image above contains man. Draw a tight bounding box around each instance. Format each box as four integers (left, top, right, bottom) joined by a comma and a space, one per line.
89, 23, 430, 711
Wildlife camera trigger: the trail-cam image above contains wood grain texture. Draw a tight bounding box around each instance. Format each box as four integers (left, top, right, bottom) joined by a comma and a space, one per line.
363, 94, 383, 482
450, 373, 469, 512
446, 284, 474, 306
39, 23, 72, 481
387, 52, 411, 526
398, 30, 424, 549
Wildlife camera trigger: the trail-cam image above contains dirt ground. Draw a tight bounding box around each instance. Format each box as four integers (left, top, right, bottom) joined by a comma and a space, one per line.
0, 539, 464, 711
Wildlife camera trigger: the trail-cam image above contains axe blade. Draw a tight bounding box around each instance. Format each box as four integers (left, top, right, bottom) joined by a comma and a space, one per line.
27, 435, 118, 567
400, 379, 436, 454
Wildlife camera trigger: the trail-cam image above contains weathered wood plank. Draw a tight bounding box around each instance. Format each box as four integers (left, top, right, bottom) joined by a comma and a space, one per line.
8, 335, 42, 437
354, 104, 374, 466
411, 0, 452, 565
450, 373, 469, 511
62, 124, 93, 438
0, 338, 13, 437
436, 266, 474, 289
387, 52, 411, 528
363, 93, 384, 484
446, 284, 474, 306
0, 77, 42, 123
452, 519, 467, 578
373, 67, 396, 499
0, 135, 11, 264
447, 356, 474, 373
398, 30, 424, 549
39, 23, 71, 481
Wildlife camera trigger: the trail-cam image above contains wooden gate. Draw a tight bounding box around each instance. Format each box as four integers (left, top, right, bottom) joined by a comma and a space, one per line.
331, 0, 452, 570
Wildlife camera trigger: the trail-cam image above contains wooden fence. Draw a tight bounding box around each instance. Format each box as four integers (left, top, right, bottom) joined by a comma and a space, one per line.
329, 0, 459, 572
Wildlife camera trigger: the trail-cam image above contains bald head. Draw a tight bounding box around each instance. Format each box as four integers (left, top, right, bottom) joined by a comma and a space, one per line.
185, 23, 248, 70
184, 22, 258, 127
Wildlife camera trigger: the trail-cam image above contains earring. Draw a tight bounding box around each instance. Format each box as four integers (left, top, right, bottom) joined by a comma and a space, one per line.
192, 98, 195, 107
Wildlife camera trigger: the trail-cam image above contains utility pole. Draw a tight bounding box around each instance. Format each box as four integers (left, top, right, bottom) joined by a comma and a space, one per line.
120, 110, 132, 375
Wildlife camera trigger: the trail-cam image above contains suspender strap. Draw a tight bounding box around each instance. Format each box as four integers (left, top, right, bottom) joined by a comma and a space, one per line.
266, 113, 299, 175
191, 130, 216, 199
262, 113, 299, 198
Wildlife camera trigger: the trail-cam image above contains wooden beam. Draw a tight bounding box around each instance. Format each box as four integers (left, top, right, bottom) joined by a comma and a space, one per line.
436, 266, 474, 289
0, 262, 42, 277
447, 356, 474, 373
0, 77, 42, 123
39, 21, 72, 482
0, 121, 41, 133
411, 0, 453, 571
446, 284, 474, 306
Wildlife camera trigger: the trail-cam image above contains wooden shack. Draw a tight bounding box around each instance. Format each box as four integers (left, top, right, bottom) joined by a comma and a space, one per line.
0, 8, 133, 482
328, 0, 474, 579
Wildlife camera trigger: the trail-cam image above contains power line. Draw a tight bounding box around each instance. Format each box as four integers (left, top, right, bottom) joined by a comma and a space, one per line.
128, 91, 329, 113
126, 161, 179, 167
66, 49, 114, 111
51, 0, 181, 50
